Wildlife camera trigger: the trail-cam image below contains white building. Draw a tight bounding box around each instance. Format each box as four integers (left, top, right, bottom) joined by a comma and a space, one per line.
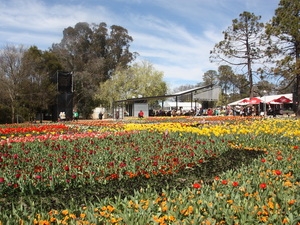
161, 101, 201, 111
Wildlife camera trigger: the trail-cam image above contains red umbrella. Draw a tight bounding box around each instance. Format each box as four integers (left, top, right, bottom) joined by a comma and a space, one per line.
248, 97, 262, 104
238, 98, 250, 105
273, 96, 292, 103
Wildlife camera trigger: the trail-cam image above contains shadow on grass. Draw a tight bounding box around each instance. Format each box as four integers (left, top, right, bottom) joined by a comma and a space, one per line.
2, 148, 264, 211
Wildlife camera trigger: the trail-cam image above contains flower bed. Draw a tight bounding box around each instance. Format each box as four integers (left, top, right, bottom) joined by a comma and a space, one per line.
0, 117, 299, 224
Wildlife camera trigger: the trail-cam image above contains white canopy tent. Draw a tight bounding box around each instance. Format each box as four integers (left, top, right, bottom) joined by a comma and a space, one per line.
228, 98, 249, 106
228, 93, 292, 106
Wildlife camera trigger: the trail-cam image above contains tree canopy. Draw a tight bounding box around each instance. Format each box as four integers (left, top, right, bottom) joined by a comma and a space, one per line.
2, 3, 300, 122
265, 0, 300, 115
95, 61, 167, 109
51, 22, 138, 118
210, 11, 266, 98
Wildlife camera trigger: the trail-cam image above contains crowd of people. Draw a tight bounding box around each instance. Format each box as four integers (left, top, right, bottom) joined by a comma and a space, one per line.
149, 104, 286, 117
57, 103, 287, 122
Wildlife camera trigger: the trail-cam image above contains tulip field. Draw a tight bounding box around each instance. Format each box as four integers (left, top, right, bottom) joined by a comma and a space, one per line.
0, 116, 299, 224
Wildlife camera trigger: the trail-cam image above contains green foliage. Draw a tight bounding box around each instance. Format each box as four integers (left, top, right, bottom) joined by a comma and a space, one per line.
202, 70, 218, 86
210, 11, 266, 98
51, 22, 137, 116
265, 0, 300, 115
96, 61, 167, 108
1, 120, 300, 224
20, 46, 61, 119
0, 45, 62, 123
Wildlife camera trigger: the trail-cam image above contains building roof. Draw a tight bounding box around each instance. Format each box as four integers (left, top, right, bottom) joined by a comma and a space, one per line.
114, 84, 220, 104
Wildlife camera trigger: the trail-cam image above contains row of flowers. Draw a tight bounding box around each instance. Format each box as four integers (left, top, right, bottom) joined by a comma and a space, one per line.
0, 115, 262, 137
0, 124, 69, 137
0, 117, 299, 224
1, 116, 300, 142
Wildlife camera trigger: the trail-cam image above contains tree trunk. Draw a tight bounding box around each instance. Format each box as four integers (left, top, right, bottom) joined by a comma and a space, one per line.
296, 74, 300, 117
11, 105, 15, 124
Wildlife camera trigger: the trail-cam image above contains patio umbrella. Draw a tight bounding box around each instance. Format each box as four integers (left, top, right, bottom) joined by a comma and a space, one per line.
273, 96, 292, 103
237, 98, 250, 105
267, 101, 282, 105
248, 97, 262, 104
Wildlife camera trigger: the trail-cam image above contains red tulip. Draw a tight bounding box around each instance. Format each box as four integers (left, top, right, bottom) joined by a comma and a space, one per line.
277, 155, 283, 160
64, 165, 70, 171
275, 170, 281, 175
221, 180, 228, 185
232, 181, 239, 187
35, 175, 42, 180
193, 183, 201, 189
119, 162, 126, 168
259, 183, 267, 189
0, 177, 5, 183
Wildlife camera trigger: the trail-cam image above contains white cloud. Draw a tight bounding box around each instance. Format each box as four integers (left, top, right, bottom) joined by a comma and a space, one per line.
0, 0, 280, 89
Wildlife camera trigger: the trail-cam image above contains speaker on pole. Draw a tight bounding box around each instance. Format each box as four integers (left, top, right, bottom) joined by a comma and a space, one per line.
52, 71, 73, 121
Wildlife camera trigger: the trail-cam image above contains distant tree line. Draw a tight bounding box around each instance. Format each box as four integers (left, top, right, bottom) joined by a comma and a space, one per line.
0, 22, 167, 123
0, 0, 299, 123
178, 0, 300, 115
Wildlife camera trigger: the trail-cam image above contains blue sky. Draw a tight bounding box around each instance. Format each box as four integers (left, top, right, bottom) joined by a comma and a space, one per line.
0, 0, 280, 89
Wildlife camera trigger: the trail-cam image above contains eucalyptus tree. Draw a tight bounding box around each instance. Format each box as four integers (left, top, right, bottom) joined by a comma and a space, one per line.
217, 65, 234, 104
265, 0, 300, 116
254, 80, 275, 97
202, 70, 218, 86
217, 65, 234, 93
51, 22, 137, 117
210, 11, 266, 98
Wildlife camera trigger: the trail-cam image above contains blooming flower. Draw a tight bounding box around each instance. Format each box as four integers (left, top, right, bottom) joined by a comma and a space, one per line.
274, 170, 281, 175
64, 165, 70, 171
227, 199, 233, 204
221, 180, 228, 185
288, 199, 296, 205
0, 177, 5, 183
277, 155, 283, 160
259, 183, 267, 189
193, 183, 201, 189
35, 175, 42, 180
61, 210, 69, 215
232, 181, 239, 187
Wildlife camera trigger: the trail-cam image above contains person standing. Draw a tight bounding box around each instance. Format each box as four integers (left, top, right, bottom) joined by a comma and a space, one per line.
138, 110, 144, 118
99, 112, 103, 120
73, 110, 79, 121
60, 112, 66, 121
